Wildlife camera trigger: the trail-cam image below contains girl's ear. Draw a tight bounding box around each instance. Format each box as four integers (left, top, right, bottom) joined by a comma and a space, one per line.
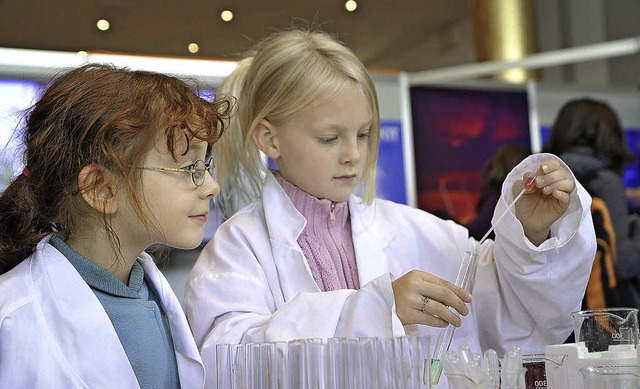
252, 119, 280, 159
77, 164, 118, 215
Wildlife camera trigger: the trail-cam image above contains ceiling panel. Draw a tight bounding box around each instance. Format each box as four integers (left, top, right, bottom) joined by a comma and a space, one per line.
0, 0, 472, 72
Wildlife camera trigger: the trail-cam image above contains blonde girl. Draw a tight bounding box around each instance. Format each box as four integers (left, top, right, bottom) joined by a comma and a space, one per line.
186, 29, 596, 388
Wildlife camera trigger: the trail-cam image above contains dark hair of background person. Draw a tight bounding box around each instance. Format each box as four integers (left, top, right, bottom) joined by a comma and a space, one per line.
542, 98, 635, 175
466, 143, 531, 241
482, 144, 532, 193
0, 63, 231, 274
542, 97, 640, 310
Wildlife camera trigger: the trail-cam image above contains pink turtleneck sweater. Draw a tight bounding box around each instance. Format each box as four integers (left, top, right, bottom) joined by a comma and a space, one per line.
276, 174, 360, 291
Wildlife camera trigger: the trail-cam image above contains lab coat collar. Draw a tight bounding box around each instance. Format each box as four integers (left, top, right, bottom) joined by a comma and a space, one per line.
262, 172, 307, 245
261, 172, 397, 290
30, 236, 139, 386
30, 236, 205, 388
262, 173, 318, 295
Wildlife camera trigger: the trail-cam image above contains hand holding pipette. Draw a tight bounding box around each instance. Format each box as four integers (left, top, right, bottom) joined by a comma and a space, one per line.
513, 160, 576, 245
432, 163, 557, 386
394, 160, 572, 329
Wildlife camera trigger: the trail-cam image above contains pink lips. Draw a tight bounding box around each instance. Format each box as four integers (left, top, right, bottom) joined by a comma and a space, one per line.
335, 174, 357, 182
189, 213, 208, 223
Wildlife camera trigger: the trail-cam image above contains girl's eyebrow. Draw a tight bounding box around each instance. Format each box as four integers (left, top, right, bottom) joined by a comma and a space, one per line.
321, 119, 372, 131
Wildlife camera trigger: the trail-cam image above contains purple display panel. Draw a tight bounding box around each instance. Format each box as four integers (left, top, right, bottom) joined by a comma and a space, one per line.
411, 87, 531, 224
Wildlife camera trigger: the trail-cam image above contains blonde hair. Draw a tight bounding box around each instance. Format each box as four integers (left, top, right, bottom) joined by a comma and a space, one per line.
212, 58, 259, 217
214, 29, 380, 217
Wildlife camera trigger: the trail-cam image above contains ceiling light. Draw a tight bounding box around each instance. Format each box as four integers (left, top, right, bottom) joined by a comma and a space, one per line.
77, 51, 88, 57
345, 0, 357, 12
221, 10, 233, 22
96, 19, 110, 31
188, 43, 199, 54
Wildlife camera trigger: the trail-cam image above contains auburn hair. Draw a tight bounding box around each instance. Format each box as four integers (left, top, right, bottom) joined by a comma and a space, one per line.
0, 63, 231, 273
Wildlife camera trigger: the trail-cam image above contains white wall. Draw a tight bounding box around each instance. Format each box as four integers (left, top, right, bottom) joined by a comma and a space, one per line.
535, 85, 640, 128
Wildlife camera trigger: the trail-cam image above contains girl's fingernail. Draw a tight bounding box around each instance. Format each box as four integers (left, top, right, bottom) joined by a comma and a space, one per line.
542, 165, 549, 174
524, 175, 536, 190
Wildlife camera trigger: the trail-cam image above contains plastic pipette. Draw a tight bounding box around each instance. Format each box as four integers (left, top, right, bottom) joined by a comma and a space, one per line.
430, 172, 538, 386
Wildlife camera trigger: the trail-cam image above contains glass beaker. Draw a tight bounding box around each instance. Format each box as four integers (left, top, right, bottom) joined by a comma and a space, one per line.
580, 365, 640, 389
571, 308, 639, 352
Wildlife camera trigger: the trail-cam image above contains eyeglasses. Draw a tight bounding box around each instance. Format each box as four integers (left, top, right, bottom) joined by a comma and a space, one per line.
135, 157, 214, 187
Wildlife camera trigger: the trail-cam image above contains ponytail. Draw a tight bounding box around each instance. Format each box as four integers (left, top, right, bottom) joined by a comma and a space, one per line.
0, 174, 51, 273
214, 57, 265, 218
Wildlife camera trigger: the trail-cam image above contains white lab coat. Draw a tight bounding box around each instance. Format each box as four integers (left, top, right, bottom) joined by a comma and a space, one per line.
185, 153, 596, 388
0, 236, 205, 389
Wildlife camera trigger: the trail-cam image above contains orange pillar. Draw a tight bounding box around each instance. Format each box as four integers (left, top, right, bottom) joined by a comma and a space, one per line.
471, 0, 538, 83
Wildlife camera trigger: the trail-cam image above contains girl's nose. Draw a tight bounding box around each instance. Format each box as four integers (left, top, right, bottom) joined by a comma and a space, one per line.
340, 141, 361, 165
201, 171, 220, 199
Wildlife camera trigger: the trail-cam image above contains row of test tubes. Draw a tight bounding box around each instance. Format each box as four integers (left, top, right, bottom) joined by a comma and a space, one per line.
215, 335, 430, 389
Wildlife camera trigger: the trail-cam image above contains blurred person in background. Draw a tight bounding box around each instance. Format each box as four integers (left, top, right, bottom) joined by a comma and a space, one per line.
466, 144, 531, 241
543, 97, 640, 308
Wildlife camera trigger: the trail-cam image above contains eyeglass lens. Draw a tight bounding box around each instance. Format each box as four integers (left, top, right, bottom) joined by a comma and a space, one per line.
192, 158, 214, 186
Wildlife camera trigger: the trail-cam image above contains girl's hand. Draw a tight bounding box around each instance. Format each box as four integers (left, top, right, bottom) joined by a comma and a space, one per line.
514, 158, 575, 245
392, 270, 472, 327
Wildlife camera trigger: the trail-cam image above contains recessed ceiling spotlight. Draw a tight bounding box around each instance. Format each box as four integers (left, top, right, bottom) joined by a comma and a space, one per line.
188, 43, 200, 54
221, 10, 233, 22
96, 19, 110, 31
345, 0, 357, 12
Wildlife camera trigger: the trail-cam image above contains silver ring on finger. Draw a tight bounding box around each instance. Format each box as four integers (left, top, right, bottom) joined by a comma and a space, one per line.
421, 295, 429, 313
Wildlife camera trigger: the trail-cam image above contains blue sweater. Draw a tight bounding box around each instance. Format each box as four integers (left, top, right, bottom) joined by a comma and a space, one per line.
50, 236, 179, 389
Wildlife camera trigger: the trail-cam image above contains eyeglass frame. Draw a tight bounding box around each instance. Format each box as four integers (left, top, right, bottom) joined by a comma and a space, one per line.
134, 157, 214, 187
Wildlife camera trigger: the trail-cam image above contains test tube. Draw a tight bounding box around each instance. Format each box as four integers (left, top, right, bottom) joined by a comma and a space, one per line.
483, 349, 500, 389
430, 250, 479, 386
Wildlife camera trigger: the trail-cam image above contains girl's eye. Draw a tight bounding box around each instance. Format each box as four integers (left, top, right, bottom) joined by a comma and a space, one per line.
319, 137, 337, 144
181, 162, 196, 172
358, 132, 370, 140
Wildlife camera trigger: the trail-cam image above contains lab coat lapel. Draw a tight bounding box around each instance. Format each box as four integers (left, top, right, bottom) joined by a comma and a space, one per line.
349, 198, 397, 286
138, 254, 205, 388
262, 174, 321, 299
32, 238, 138, 387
